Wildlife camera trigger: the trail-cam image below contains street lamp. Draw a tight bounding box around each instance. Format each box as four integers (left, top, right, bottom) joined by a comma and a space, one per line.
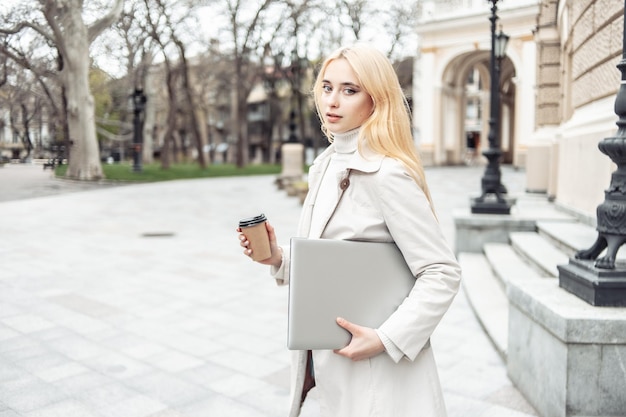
274, 49, 306, 188
288, 50, 303, 144
557, 0, 626, 306
131, 88, 147, 172
471, 0, 513, 214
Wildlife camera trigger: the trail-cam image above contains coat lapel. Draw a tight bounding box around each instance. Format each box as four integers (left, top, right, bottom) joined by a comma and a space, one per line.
300, 142, 385, 239
297, 145, 332, 238
312, 168, 352, 238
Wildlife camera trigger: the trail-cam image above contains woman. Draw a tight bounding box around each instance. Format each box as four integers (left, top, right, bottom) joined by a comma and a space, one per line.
238, 44, 461, 417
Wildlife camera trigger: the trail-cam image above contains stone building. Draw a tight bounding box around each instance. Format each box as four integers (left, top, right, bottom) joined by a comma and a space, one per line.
537, 0, 622, 222
414, 0, 623, 223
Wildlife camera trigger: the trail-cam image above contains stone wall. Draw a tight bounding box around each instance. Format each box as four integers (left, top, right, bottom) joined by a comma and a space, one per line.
508, 279, 626, 417
568, 0, 622, 110
535, 0, 561, 127
534, 0, 622, 127
551, 1, 623, 220
536, 42, 562, 126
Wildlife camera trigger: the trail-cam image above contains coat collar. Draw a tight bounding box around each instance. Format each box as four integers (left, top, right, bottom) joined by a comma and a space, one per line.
313, 141, 385, 174
301, 141, 386, 239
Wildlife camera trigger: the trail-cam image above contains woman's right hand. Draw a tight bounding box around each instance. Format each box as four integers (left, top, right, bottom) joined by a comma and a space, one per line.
237, 221, 283, 268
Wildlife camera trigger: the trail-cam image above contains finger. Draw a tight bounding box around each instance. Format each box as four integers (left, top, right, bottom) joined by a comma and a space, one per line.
333, 344, 358, 360
333, 340, 350, 355
265, 222, 277, 243
336, 317, 357, 334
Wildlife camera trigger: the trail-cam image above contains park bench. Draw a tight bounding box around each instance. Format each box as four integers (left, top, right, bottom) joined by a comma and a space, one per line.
43, 159, 58, 170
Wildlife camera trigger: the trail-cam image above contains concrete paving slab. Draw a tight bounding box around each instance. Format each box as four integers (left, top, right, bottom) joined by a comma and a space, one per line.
0, 162, 537, 417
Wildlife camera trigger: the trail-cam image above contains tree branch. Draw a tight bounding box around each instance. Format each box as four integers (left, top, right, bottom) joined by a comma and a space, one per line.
40, 1, 68, 61
0, 59, 7, 87
0, 21, 54, 42
87, 0, 125, 44
241, 0, 274, 54
0, 43, 56, 79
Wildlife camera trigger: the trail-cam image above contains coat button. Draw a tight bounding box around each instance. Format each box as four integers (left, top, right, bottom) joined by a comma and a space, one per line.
340, 178, 350, 190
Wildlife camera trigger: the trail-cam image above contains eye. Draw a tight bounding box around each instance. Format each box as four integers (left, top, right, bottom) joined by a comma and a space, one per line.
343, 88, 357, 95
322, 84, 332, 93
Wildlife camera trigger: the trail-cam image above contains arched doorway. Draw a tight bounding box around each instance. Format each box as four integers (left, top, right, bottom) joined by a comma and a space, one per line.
439, 51, 516, 165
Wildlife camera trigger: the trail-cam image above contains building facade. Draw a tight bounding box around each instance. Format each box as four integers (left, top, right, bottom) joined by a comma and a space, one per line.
414, 0, 622, 222
544, 0, 622, 221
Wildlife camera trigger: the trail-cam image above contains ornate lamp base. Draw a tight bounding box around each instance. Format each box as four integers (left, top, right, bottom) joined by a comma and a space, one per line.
470, 195, 515, 214
558, 258, 626, 307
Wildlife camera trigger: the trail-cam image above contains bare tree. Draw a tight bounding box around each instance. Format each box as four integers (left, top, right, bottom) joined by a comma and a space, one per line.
5, 86, 34, 159
313, 0, 418, 60
280, 0, 322, 144
193, 45, 234, 164
139, 8, 177, 169
218, 0, 278, 167
339, 0, 370, 40
382, 1, 419, 59
142, 0, 207, 169
0, 7, 65, 156
0, 0, 124, 180
94, 2, 159, 164
0, 63, 50, 160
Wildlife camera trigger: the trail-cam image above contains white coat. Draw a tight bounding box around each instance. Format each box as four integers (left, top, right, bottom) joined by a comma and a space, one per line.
272, 142, 462, 417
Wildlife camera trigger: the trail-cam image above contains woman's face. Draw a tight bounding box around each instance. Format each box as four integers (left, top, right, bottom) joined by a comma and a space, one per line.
320, 58, 374, 134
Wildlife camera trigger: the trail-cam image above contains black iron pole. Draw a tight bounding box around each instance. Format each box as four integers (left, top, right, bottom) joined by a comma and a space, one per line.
471, 0, 513, 214
132, 89, 146, 173
288, 54, 300, 144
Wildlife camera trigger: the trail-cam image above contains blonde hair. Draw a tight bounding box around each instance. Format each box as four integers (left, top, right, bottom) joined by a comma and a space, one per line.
313, 44, 433, 206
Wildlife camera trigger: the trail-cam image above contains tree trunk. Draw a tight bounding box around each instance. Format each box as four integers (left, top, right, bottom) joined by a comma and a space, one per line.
40, 0, 123, 180
142, 68, 155, 164
63, 32, 103, 180
20, 103, 33, 159
177, 41, 206, 169
161, 66, 178, 169
233, 60, 248, 167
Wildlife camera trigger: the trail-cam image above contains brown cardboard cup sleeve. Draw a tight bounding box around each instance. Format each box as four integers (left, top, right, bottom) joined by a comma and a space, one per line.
239, 214, 272, 261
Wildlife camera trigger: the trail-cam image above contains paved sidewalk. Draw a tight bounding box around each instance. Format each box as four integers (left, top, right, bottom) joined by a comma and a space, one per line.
0, 163, 124, 203
0, 163, 538, 417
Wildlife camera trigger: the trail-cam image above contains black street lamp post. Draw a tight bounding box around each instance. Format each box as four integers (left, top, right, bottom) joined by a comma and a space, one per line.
471, 0, 513, 214
273, 49, 306, 187
132, 88, 147, 173
288, 50, 304, 144
558, 1, 626, 306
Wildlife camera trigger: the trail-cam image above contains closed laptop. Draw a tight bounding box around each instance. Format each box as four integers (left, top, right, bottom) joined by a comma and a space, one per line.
288, 238, 416, 350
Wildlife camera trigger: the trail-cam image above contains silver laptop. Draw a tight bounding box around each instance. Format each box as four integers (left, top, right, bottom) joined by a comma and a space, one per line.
288, 238, 416, 350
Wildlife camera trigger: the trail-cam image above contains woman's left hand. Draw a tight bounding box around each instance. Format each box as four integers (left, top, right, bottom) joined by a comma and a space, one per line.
333, 317, 385, 361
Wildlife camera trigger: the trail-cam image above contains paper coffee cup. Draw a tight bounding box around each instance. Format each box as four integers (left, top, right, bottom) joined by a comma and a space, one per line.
239, 214, 272, 261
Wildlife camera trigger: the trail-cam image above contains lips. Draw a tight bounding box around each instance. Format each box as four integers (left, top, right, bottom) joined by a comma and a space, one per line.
326, 113, 342, 123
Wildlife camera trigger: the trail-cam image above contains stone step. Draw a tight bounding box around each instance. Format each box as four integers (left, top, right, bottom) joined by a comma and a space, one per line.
537, 220, 626, 261
509, 232, 570, 277
483, 242, 545, 286
537, 221, 597, 257
458, 252, 508, 358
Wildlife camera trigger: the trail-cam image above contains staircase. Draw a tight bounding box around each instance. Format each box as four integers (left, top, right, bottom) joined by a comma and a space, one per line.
457, 205, 599, 359
456, 195, 626, 417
